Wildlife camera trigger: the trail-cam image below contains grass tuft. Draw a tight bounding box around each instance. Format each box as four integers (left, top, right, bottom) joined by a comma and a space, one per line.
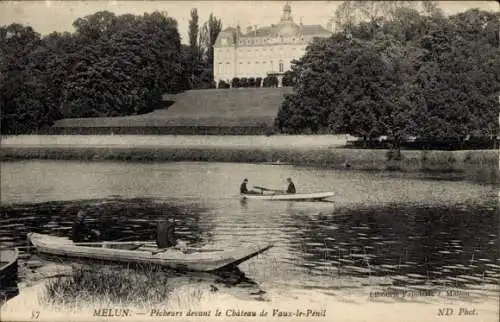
39, 264, 182, 309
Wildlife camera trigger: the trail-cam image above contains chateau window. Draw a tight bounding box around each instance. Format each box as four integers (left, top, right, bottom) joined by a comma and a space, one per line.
226, 62, 230, 74
270, 60, 274, 72
279, 60, 284, 73
218, 63, 222, 73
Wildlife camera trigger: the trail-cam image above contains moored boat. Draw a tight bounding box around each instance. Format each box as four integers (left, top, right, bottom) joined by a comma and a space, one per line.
241, 191, 335, 201
27, 233, 272, 272
0, 249, 19, 302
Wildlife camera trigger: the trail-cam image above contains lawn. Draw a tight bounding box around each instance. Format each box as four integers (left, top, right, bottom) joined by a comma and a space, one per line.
52, 87, 293, 129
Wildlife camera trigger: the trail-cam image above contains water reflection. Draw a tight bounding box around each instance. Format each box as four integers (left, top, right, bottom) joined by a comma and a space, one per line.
0, 161, 498, 303
1, 197, 497, 299
283, 202, 499, 291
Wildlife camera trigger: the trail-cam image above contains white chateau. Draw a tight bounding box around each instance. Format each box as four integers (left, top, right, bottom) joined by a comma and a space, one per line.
213, 3, 332, 87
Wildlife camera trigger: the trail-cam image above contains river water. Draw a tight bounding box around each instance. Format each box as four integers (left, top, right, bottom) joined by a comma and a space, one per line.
0, 160, 499, 309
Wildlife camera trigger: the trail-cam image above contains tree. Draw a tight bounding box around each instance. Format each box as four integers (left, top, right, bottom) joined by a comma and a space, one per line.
1, 10, 187, 134
188, 8, 201, 80
282, 70, 296, 87
333, 0, 359, 35
204, 14, 223, 76
421, 0, 444, 17
0, 24, 61, 134
276, 7, 499, 149
183, 11, 222, 89
333, 1, 419, 34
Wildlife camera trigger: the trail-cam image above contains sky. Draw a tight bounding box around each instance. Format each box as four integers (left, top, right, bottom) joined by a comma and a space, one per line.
0, 1, 498, 43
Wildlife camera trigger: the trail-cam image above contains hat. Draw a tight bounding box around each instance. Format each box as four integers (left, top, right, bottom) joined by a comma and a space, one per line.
244, 178, 248, 182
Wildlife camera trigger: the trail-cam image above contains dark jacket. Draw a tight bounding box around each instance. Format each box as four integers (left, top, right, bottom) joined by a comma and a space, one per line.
71, 220, 87, 242
240, 182, 248, 194
157, 221, 177, 248
287, 182, 296, 194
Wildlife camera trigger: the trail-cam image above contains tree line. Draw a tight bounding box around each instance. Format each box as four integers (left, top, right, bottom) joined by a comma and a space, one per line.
276, 2, 499, 148
1, 10, 223, 134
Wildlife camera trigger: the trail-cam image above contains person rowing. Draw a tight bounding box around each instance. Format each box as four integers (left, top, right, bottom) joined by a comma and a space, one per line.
285, 177, 296, 194
240, 178, 260, 195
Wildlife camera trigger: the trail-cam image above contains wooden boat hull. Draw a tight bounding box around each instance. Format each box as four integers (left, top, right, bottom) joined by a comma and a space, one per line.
241, 191, 335, 201
0, 249, 19, 302
27, 233, 272, 272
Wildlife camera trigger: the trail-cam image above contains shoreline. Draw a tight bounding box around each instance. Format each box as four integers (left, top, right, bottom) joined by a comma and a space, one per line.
1, 145, 498, 183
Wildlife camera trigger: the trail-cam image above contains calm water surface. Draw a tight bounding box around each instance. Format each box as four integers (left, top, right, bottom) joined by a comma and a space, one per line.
1, 161, 498, 302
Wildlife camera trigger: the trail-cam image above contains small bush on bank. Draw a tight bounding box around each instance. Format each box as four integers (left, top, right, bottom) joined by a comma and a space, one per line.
218, 80, 230, 89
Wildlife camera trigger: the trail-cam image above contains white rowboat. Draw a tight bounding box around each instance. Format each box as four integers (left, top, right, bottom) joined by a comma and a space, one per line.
27, 233, 272, 272
241, 191, 335, 201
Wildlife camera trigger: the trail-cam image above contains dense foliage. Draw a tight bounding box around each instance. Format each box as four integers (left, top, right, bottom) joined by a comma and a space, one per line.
1, 11, 187, 134
276, 4, 500, 147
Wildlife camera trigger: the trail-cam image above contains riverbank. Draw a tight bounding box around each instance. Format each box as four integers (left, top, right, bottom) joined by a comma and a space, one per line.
2, 280, 499, 322
1, 135, 498, 183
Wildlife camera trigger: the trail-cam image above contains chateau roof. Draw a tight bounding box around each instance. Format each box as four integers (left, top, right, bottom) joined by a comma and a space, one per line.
214, 3, 331, 46
243, 24, 331, 38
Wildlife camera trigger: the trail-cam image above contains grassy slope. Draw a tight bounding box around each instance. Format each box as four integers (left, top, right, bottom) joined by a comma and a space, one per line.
53, 87, 293, 128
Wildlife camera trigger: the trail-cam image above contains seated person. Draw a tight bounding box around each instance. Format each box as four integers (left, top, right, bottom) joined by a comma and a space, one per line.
156, 218, 177, 249
286, 178, 296, 194
72, 210, 100, 242
240, 178, 260, 194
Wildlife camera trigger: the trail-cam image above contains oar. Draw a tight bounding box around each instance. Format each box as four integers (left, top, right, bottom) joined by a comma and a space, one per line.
253, 186, 282, 192
253, 186, 285, 194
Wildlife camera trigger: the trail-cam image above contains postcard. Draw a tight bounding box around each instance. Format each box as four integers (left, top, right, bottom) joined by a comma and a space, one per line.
0, 1, 498, 322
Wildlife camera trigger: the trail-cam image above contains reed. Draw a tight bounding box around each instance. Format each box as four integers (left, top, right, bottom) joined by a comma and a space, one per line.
38, 264, 207, 309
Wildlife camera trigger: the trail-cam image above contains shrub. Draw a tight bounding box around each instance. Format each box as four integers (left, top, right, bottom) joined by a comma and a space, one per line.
240, 77, 248, 88
263, 76, 278, 87
282, 70, 296, 87
248, 77, 256, 87
231, 77, 240, 88
218, 80, 230, 89
255, 77, 262, 87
